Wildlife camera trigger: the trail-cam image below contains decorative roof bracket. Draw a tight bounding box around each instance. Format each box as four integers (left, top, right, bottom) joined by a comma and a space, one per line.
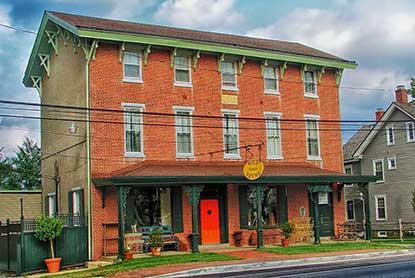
192, 50, 200, 69
170, 47, 177, 68
143, 44, 151, 66
217, 53, 225, 72
45, 30, 59, 55
260, 59, 268, 77
38, 54, 50, 77
238, 56, 246, 75
118, 42, 125, 63
335, 68, 344, 86
317, 67, 325, 84
279, 62, 288, 80
82, 40, 98, 63
300, 64, 308, 81
30, 76, 42, 98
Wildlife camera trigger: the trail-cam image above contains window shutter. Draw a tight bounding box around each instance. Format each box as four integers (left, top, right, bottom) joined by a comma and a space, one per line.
171, 187, 183, 233
79, 189, 84, 225
68, 191, 73, 215
238, 185, 248, 229
277, 185, 288, 224
45, 196, 49, 216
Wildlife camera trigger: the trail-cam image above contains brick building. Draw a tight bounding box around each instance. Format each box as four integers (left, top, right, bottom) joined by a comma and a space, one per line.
23, 11, 375, 260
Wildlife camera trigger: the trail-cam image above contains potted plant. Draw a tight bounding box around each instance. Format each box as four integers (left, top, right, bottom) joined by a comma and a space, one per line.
281, 222, 293, 247
34, 216, 65, 273
124, 244, 133, 260
148, 228, 163, 256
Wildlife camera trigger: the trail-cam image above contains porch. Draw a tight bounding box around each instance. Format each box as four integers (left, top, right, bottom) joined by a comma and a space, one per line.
93, 161, 376, 259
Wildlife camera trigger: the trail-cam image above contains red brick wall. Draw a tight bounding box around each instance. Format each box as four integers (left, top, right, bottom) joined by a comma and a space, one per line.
88, 43, 345, 258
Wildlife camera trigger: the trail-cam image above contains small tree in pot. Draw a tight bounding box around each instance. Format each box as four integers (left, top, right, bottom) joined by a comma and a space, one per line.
148, 228, 163, 256
281, 222, 293, 247
34, 216, 65, 273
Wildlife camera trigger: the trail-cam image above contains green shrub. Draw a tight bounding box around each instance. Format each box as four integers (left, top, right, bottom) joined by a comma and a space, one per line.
281, 222, 293, 239
148, 228, 163, 248
34, 216, 65, 258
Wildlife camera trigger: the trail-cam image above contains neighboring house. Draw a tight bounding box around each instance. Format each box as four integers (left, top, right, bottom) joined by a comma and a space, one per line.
344, 86, 415, 237
23, 11, 373, 260
0, 190, 42, 222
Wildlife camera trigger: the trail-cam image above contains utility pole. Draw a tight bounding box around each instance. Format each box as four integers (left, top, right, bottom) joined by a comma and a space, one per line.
54, 160, 60, 215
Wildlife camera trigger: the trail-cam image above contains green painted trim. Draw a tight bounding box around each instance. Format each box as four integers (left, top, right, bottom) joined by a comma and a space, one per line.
78, 29, 358, 70
93, 175, 376, 187
0, 190, 42, 194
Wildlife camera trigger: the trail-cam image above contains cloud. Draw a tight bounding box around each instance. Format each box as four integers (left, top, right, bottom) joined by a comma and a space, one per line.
105, 0, 156, 21
154, 0, 242, 30
0, 4, 12, 34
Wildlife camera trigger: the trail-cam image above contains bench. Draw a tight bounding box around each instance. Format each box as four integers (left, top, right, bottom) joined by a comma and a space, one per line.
140, 225, 179, 253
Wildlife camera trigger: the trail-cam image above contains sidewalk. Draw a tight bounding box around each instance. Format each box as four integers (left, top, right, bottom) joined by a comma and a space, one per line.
112, 249, 415, 278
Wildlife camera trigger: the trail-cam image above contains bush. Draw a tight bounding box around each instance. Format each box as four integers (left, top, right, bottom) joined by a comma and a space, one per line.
34, 216, 64, 258
148, 228, 163, 248
281, 222, 293, 239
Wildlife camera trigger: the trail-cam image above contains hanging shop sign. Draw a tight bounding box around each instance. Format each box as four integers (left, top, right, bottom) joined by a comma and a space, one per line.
243, 158, 264, 180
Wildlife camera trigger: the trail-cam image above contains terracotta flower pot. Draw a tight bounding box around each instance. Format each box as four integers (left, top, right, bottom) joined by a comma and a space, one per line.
44, 257, 62, 273
151, 247, 162, 256
281, 238, 290, 248
124, 251, 134, 260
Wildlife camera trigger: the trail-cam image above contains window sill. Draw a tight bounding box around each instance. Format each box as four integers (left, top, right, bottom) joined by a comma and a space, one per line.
307, 156, 322, 161
406, 140, 415, 143
267, 156, 283, 160
222, 87, 239, 92
375, 219, 387, 221
224, 154, 241, 160
124, 152, 145, 158
122, 78, 143, 84
375, 180, 385, 184
176, 154, 195, 159
174, 82, 193, 88
264, 90, 280, 95
304, 94, 319, 99
386, 143, 395, 146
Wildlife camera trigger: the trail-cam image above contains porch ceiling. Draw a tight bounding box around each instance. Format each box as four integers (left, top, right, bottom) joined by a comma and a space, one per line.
92, 161, 376, 186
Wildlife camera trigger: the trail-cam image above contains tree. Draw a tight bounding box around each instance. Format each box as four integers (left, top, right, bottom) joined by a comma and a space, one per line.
0, 137, 41, 190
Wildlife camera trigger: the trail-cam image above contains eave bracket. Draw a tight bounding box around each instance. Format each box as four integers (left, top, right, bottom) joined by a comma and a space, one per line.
38, 54, 50, 77
30, 76, 42, 98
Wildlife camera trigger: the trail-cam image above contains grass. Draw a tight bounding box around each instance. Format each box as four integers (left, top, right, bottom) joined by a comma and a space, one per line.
371, 238, 415, 244
50, 253, 238, 278
261, 241, 409, 255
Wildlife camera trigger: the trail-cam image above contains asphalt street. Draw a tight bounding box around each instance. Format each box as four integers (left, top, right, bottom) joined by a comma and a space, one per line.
196, 254, 415, 278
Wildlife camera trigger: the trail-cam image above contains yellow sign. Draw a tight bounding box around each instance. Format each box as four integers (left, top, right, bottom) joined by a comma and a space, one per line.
221, 94, 238, 105
243, 159, 265, 180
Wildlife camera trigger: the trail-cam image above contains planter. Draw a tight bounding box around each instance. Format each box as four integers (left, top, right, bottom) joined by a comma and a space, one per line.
233, 231, 243, 247
151, 247, 162, 256
44, 257, 62, 273
124, 251, 134, 260
281, 238, 290, 248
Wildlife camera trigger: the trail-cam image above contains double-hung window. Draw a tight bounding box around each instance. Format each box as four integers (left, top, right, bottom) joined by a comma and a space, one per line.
305, 115, 320, 160
346, 200, 355, 220
406, 122, 415, 143
69, 188, 84, 225
222, 110, 240, 159
174, 56, 191, 86
264, 66, 279, 94
221, 61, 237, 90
123, 51, 142, 82
304, 71, 317, 97
123, 104, 145, 157
375, 195, 387, 220
344, 165, 353, 187
174, 106, 194, 158
373, 159, 384, 182
386, 125, 395, 145
47, 193, 56, 217
265, 113, 282, 159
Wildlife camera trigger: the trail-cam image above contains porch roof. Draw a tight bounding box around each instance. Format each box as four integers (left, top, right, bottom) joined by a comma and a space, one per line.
93, 161, 376, 186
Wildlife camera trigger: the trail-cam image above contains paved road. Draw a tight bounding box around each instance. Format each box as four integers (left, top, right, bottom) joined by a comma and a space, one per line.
197, 254, 415, 278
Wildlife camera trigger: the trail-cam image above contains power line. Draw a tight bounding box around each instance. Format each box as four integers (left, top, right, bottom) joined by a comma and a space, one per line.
0, 23, 37, 35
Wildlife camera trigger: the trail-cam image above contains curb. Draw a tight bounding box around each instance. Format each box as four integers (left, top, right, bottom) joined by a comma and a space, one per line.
154, 249, 415, 277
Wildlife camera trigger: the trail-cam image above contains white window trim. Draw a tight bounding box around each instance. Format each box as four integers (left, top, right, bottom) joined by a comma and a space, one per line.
304, 114, 321, 161
386, 125, 395, 146
375, 194, 387, 221
48, 193, 56, 217
174, 106, 195, 158
173, 56, 192, 87
264, 112, 283, 160
346, 200, 355, 220
304, 71, 318, 98
122, 51, 143, 83
387, 156, 397, 170
344, 165, 353, 187
222, 109, 241, 159
122, 103, 145, 158
406, 121, 415, 143
264, 66, 280, 95
221, 61, 238, 91
372, 158, 385, 183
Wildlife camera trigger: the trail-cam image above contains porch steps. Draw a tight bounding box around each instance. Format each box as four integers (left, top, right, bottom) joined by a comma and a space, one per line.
86, 257, 117, 269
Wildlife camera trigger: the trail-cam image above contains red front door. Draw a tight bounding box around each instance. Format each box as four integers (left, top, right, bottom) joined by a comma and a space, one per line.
200, 199, 220, 244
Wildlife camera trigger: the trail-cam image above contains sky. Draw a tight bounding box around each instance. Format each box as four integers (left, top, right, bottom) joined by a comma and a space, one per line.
0, 0, 414, 156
